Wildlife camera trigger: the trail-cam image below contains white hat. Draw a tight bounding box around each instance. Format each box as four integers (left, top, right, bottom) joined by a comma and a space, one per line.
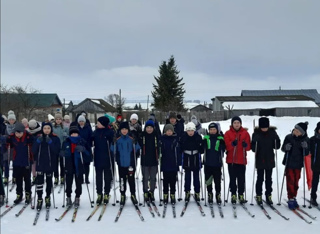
48, 114, 54, 121
8, 110, 16, 121
64, 115, 70, 120
78, 115, 86, 123
130, 113, 138, 121
29, 119, 38, 129
185, 122, 196, 131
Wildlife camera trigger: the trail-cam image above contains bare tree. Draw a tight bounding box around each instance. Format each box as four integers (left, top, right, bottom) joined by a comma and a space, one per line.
104, 94, 126, 114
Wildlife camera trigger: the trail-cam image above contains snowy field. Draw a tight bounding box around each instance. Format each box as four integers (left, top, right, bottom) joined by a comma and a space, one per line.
1, 115, 319, 234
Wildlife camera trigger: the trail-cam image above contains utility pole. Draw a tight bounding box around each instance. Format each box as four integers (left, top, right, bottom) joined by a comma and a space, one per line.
147, 95, 149, 120
119, 89, 122, 114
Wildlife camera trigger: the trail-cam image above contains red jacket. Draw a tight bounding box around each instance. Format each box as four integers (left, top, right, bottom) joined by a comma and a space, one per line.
224, 126, 251, 165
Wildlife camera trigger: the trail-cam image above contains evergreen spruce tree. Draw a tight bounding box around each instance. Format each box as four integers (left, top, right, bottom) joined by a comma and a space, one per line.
151, 56, 185, 112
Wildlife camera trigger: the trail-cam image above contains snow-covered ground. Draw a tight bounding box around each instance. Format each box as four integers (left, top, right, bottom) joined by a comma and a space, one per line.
1, 115, 319, 234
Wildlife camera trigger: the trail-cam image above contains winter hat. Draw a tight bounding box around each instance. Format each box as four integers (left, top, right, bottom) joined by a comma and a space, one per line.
164, 124, 174, 133
258, 117, 270, 128
208, 122, 219, 131
28, 119, 38, 129
295, 122, 308, 136
14, 122, 25, 133
8, 110, 16, 121
2, 115, 7, 121
315, 122, 320, 133
116, 114, 122, 120
169, 112, 177, 119
64, 115, 70, 120
145, 120, 154, 128
41, 122, 53, 134
104, 114, 116, 123
119, 121, 129, 130
231, 116, 242, 125
149, 113, 156, 122
21, 118, 28, 125
81, 111, 87, 116
55, 113, 63, 120
48, 114, 54, 121
185, 122, 196, 131
130, 113, 138, 121
98, 116, 110, 127
69, 125, 80, 135
78, 115, 86, 123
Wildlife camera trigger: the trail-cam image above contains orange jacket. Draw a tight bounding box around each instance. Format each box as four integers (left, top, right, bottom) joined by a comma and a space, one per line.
224, 126, 251, 165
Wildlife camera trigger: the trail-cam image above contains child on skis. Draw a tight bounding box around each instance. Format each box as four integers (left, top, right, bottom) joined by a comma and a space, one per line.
160, 124, 181, 204
112, 121, 141, 205
202, 122, 225, 205
61, 125, 91, 207
32, 122, 61, 210
251, 117, 281, 205
180, 122, 203, 202
138, 120, 160, 203
281, 122, 309, 209
6, 123, 33, 205
92, 116, 114, 205
224, 116, 251, 204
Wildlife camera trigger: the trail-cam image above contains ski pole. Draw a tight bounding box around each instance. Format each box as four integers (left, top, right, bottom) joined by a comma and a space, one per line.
5, 145, 10, 207
279, 152, 289, 206
275, 139, 280, 205
62, 157, 66, 208
133, 143, 142, 206
157, 146, 162, 206
221, 150, 226, 206
250, 141, 257, 206
51, 176, 57, 209
243, 144, 247, 202
199, 153, 204, 201
107, 141, 117, 206
178, 153, 184, 201
80, 152, 93, 208
92, 153, 95, 205
303, 148, 306, 208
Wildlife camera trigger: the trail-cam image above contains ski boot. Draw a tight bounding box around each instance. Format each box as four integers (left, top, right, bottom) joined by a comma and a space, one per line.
3, 177, 8, 186
185, 191, 191, 202
12, 177, 16, 184
194, 193, 200, 202
293, 198, 299, 208
36, 199, 43, 211
14, 194, 23, 204
66, 197, 72, 207
170, 194, 176, 204
287, 199, 295, 210
74, 197, 80, 208
149, 191, 155, 202
208, 193, 213, 204
310, 197, 318, 206
0, 195, 5, 206
25, 192, 31, 205
266, 195, 273, 205
54, 177, 59, 186
103, 194, 110, 204
144, 192, 150, 203
163, 194, 168, 204
60, 177, 64, 184
231, 194, 237, 205
131, 194, 138, 205
45, 196, 51, 209
216, 193, 222, 205
120, 194, 126, 206
239, 194, 245, 204
96, 194, 102, 205
256, 195, 263, 205
31, 176, 36, 186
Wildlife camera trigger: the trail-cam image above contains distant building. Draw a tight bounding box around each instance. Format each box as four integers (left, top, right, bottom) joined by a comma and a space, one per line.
190, 104, 212, 112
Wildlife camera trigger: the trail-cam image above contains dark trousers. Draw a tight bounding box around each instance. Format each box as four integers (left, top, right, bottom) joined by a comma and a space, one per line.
286, 168, 301, 199
36, 172, 53, 199
54, 156, 65, 179
119, 166, 135, 195
205, 166, 221, 194
66, 173, 83, 198
228, 164, 246, 196
184, 169, 200, 193
163, 171, 177, 194
0, 167, 5, 195
13, 166, 31, 196
142, 166, 158, 193
255, 168, 273, 196
96, 167, 113, 195
84, 163, 90, 181
311, 171, 320, 199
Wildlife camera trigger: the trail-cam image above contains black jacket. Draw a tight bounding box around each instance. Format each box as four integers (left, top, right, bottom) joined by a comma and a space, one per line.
139, 131, 160, 167
309, 134, 320, 172
251, 127, 281, 170
180, 132, 203, 170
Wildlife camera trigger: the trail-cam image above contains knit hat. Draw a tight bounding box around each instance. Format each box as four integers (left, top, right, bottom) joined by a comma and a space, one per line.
14, 122, 25, 133
145, 120, 154, 128
130, 113, 138, 121
8, 110, 16, 121
98, 116, 110, 127
104, 114, 116, 123
185, 122, 196, 131
149, 113, 156, 122
259, 117, 270, 128
164, 124, 174, 133
169, 112, 177, 119
64, 115, 70, 120
119, 121, 129, 130
48, 114, 54, 121
78, 115, 86, 123
41, 122, 53, 134
69, 125, 80, 135
29, 119, 38, 129
231, 116, 242, 125
116, 114, 122, 120
295, 122, 308, 136
315, 122, 320, 133
55, 113, 63, 120
208, 122, 219, 131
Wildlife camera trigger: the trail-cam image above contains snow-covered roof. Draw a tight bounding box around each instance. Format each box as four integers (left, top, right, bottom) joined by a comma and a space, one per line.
222, 101, 318, 110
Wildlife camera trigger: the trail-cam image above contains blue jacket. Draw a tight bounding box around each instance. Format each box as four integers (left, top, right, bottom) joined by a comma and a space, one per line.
61, 136, 91, 176
32, 134, 60, 173
160, 134, 181, 172
92, 127, 114, 169
7, 132, 34, 167
202, 134, 225, 168
112, 134, 140, 168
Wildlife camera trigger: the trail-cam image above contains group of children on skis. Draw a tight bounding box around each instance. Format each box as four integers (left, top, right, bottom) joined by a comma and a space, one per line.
1, 109, 320, 214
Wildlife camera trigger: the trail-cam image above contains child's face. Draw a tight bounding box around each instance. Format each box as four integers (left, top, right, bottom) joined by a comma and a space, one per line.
232, 121, 241, 131
43, 125, 51, 135
71, 133, 79, 137
97, 122, 104, 129
64, 119, 70, 123
166, 130, 173, 136
78, 121, 85, 127
22, 121, 28, 127
146, 126, 154, 134
293, 128, 302, 137
209, 128, 217, 135
55, 118, 62, 124
261, 127, 268, 132
15, 132, 23, 138
9, 119, 15, 125
187, 130, 195, 136
131, 119, 137, 124
169, 118, 176, 125
318, 129, 320, 134
121, 128, 128, 135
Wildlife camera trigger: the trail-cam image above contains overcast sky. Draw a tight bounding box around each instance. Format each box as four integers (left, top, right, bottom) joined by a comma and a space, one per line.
1, 0, 320, 103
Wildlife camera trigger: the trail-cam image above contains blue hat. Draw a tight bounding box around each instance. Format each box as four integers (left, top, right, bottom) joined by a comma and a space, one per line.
145, 120, 154, 128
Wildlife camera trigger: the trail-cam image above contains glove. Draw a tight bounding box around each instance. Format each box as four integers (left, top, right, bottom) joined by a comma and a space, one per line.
36, 136, 43, 143
284, 143, 292, 151
75, 145, 86, 152
242, 141, 248, 148
232, 139, 238, 147
46, 135, 52, 144
301, 141, 308, 149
